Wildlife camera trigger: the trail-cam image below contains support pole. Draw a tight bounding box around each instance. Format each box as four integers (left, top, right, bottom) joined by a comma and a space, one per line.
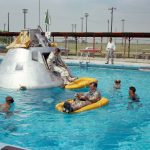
65, 36, 67, 50
100, 37, 103, 51
123, 37, 127, 58
128, 37, 131, 58
93, 37, 95, 49
75, 37, 78, 55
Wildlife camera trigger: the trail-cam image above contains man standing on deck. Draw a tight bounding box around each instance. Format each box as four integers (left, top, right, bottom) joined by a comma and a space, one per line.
105, 37, 116, 64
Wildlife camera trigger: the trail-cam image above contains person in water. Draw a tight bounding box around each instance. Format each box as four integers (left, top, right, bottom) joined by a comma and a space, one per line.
47, 48, 76, 85
128, 86, 140, 102
127, 86, 142, 109
0, 96, 14, 113
114, 80, 121, 89
63, 82, 101, 113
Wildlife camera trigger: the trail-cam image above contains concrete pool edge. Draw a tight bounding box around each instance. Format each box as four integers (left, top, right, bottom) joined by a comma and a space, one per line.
66, 62, 150, 70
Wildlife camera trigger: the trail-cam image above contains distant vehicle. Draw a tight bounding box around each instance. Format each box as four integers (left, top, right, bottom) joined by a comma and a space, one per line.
85, 47, 93, 50
80, 47, 101, 57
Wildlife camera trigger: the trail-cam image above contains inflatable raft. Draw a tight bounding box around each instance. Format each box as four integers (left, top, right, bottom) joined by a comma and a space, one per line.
55, 97, 109, 113
65, 77, 97, 89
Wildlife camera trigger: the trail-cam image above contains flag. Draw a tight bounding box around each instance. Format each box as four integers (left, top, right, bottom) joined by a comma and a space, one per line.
45, 9, 51, 25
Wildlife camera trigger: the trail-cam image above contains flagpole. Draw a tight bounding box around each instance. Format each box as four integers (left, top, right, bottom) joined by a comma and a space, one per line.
39, 0, 41, 26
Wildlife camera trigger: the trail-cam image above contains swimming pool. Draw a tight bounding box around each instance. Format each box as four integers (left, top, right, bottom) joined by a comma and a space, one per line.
0, 65, 150, 150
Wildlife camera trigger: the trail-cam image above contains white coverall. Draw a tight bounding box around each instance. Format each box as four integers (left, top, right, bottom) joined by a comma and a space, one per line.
47, 52, 73, 84
106, 41, 116, 64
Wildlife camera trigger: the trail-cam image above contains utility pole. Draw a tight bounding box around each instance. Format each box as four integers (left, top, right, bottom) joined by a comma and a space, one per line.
84, 12, 89, 43
121, 19, 125, 32
8, 12, 10, 32
108, 7, 116, 33
121, 19, 125, 45
81, 17, 84, 43
107, 19, 109, 32
74, 24, 77, 32
3, 23, 6, 31
39, 0, 41, 26
81, 17, 84, 32
22, 9, 28, 29
71, 24, 74, 32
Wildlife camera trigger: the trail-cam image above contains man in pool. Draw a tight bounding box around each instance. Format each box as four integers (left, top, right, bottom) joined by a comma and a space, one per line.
128, 86, 140, 102
63, 82, 101, 113
0, 96, 14, 113
114, 80, 121, 89
127, 86, 142, 109
47, 48, 76, 85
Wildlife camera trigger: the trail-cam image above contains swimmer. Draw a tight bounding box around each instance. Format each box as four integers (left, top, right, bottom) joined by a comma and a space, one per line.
129, 86, 140, 102
114, 80, 121, 89
0, 96, 14, 113
19, 85, 27, 91
127, 86, 142, 109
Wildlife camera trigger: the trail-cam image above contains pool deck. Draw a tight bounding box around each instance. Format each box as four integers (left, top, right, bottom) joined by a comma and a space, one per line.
62, 56, 150, 68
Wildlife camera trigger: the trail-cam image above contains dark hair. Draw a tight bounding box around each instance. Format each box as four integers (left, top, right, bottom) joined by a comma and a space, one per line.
55, 48, 60, 53
91, 82, 97, 88
129, 86, 136, 93
115, 80, 121, 83
6, 96, 14, 103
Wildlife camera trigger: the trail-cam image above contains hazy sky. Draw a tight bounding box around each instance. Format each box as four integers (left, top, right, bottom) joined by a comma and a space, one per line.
1, 0, 150, 32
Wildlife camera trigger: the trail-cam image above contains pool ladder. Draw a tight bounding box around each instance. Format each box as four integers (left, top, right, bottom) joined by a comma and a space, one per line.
79, 52, 90, 67
79, 61, 89, 67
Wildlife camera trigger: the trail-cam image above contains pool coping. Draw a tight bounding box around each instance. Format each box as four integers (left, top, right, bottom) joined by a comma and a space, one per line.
64, 58, 150, 71
66, 62, 150, 70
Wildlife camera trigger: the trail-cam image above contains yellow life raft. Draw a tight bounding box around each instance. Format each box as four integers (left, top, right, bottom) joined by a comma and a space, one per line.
55, 97, 109, 113
65, 77, 97, 89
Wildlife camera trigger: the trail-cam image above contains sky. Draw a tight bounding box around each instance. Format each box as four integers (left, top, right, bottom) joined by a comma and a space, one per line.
0, 0, 150, 32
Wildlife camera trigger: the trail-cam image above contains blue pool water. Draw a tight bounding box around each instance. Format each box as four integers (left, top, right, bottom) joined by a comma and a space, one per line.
0, 66, 150, 150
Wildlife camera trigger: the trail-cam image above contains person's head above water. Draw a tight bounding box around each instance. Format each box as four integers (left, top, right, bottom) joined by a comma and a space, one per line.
115, 80, 121, 84
128, 86, 140, 102
129, 86, 136, 95
6, 96, 14, 104
114, 80, 121, 89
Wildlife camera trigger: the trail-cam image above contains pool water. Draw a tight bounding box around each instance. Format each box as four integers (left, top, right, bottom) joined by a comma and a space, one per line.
0, 66, 150, 150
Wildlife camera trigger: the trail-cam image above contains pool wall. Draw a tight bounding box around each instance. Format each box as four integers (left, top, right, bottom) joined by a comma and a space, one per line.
67, 62, 150, 71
